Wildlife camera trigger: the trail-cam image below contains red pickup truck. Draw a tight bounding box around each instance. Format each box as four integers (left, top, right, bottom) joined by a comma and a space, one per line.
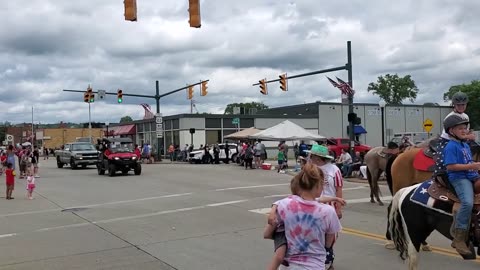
324, 138, 371, 159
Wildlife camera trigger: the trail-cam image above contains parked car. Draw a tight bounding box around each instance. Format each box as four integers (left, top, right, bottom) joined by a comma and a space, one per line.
55, 142, 99, 169
96, 138, 141, 177
323, 138, 371, 159
189, 143, 238, 164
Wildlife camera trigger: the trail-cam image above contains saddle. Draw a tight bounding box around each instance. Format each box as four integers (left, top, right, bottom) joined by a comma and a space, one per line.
423, 138, 441, 158
428, 176, 480, 204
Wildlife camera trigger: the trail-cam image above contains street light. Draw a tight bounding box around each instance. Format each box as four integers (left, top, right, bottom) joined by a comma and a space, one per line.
379, 100, 386, 146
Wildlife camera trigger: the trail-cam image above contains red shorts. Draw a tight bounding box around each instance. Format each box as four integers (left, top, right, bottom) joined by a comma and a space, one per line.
6, 180, 14, 186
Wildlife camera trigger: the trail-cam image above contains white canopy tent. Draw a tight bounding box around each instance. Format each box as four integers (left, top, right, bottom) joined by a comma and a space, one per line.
249, 120, 325, 141
224, 127, 261, 140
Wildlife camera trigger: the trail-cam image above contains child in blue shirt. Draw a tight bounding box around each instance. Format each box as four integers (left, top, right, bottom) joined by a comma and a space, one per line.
443, 114, 480, 256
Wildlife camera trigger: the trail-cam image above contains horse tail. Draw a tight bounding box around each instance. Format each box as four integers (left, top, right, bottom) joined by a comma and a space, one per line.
388, 187, 409, 260
385, 155, 397, 195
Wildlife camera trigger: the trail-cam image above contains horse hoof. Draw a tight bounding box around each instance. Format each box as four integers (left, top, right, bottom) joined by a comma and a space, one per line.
378, 201, 384, 206
384, 241, 395, 250
421, 244, 432, 252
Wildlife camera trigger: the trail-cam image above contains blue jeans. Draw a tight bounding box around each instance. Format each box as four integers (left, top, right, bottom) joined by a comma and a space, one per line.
450, 178, 474, 230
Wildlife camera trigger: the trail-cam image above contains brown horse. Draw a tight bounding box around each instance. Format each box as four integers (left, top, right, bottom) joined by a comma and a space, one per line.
364, 146, 393, 206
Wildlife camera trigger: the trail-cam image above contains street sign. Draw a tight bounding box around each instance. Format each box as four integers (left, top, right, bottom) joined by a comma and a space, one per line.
423, 118, 433, 132
156, 113, 163, 138
98, 90, 106, 99
232, 118, 239, 125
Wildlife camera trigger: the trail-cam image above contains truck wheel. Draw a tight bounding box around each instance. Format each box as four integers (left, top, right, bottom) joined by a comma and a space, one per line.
108, 164, 116, 177
56, 157, 64, 168
97, 164, 105, 175
70, 158, 77, 170
134, 165, 141, 175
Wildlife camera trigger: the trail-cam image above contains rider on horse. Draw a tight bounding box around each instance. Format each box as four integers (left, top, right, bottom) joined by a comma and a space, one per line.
434, 91, 475, 178
443, 114, 480, 255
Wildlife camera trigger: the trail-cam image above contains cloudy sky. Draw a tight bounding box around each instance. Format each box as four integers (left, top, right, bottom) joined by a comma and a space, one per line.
1, 0, 479, 124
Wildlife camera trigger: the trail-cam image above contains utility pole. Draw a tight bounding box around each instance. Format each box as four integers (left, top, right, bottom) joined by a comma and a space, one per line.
346, 41, 354, 154
88, 102, 92, 143
190, 99, 193, 114
31, 107, 34, 144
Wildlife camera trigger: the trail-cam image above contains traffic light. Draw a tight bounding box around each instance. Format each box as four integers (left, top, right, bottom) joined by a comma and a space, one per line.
117, 89, 123, 103
259, 79, 268, 95
188, 0, 201, 28
200, 81, 208, 96
84, 92, 89, 103
86, 86, 93, 103
279, 74, 288, 91
187, 86, 194, 99
124, 0, 137, 21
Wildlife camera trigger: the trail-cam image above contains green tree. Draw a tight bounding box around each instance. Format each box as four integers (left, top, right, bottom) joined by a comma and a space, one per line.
367, 74, 419, 104
224, 102, 269, 114
443, 80, 480, 129
120, 116, 133, 123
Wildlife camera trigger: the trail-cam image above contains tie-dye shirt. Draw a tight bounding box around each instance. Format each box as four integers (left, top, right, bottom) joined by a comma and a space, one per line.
276, 195, 342, 269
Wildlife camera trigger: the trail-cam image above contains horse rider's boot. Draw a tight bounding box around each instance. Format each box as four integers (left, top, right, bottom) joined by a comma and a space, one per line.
452, 228, 472, 255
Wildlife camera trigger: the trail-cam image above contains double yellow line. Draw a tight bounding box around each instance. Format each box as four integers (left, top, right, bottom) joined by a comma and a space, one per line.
342, 227, 480, 262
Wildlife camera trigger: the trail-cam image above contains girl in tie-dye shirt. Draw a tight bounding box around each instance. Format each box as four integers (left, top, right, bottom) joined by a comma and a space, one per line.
275, 163, 342, 269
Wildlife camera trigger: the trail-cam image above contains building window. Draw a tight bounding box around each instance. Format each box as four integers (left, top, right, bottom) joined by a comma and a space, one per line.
137, 123, 144, 132
222, 118, 236, 128
165, 131, 172, 147
173, 119, 179, 129
206, 118, 221, 128
206, 130, 221, 145
150, 122, 156, 132
240, 118, 254, 128
173, 131, 180, 145
144, 122, 151, 132
165, 120, 172, 130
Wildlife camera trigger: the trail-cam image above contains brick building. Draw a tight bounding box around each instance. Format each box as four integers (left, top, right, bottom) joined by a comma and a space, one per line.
42, 128, 104, 149
5, 124, 34, 145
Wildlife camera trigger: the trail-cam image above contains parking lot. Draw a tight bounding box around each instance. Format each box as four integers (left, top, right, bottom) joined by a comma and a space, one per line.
0, 160, 479, 269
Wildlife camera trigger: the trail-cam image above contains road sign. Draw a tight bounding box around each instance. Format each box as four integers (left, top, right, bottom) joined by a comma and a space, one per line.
155, 113, 163, 138
423, 118, 433, 132
232, 118, 239, 125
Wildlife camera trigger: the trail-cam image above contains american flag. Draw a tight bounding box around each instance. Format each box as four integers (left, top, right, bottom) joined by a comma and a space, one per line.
336, 77, 355, 96
140, 103, 155, 119
326, 76, 341, 88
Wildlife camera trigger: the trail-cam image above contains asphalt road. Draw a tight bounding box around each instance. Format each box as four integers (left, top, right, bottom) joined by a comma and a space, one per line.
0, 159, 479, 269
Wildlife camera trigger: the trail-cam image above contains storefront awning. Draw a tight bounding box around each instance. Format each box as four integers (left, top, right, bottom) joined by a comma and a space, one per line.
354, 125, 367, 134
109, 124, 136, 136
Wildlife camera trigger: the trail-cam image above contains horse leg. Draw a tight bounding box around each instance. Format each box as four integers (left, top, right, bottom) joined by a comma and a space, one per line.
367, 168, 375, 203
385, 202, 395, 249
374, 169, 384, 206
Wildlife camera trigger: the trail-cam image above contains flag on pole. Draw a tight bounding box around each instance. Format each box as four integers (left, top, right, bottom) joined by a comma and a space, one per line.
140, 103, 155, 119
326, 76, 341, 88
336, 77, 355, 96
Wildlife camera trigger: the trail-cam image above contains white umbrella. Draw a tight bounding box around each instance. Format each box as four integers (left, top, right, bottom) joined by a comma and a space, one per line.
21, 142, 32, 146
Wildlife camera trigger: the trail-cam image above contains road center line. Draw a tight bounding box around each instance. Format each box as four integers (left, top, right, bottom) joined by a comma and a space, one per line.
0, 198, 249, 239
0, 192, 193, 218
215, 183, 289, 191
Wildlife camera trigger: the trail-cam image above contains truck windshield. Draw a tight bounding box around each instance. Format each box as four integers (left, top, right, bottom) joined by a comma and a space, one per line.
72, 144, 96, 151
110, 143, 134, 153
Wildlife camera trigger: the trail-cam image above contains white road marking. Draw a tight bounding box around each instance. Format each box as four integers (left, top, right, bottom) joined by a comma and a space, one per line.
249, 208, 271, 215
0, 199, 250, 239
215, 183, 289, 191
206, 200, 248, 207
346, 196, 392, 204
343, 186, 367, 191
0, 193, 193, 218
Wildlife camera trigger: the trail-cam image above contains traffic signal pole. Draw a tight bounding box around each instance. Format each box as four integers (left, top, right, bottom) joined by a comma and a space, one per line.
253, 41, 354, 154
63, 79, 209, 159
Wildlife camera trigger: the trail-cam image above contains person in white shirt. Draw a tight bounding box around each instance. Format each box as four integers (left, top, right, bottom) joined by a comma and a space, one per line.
434, 91, 475, 178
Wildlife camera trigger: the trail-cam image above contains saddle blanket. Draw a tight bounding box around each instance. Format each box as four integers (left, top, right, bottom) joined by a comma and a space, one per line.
413, 149, 435, 172
410, 180, 453, 216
